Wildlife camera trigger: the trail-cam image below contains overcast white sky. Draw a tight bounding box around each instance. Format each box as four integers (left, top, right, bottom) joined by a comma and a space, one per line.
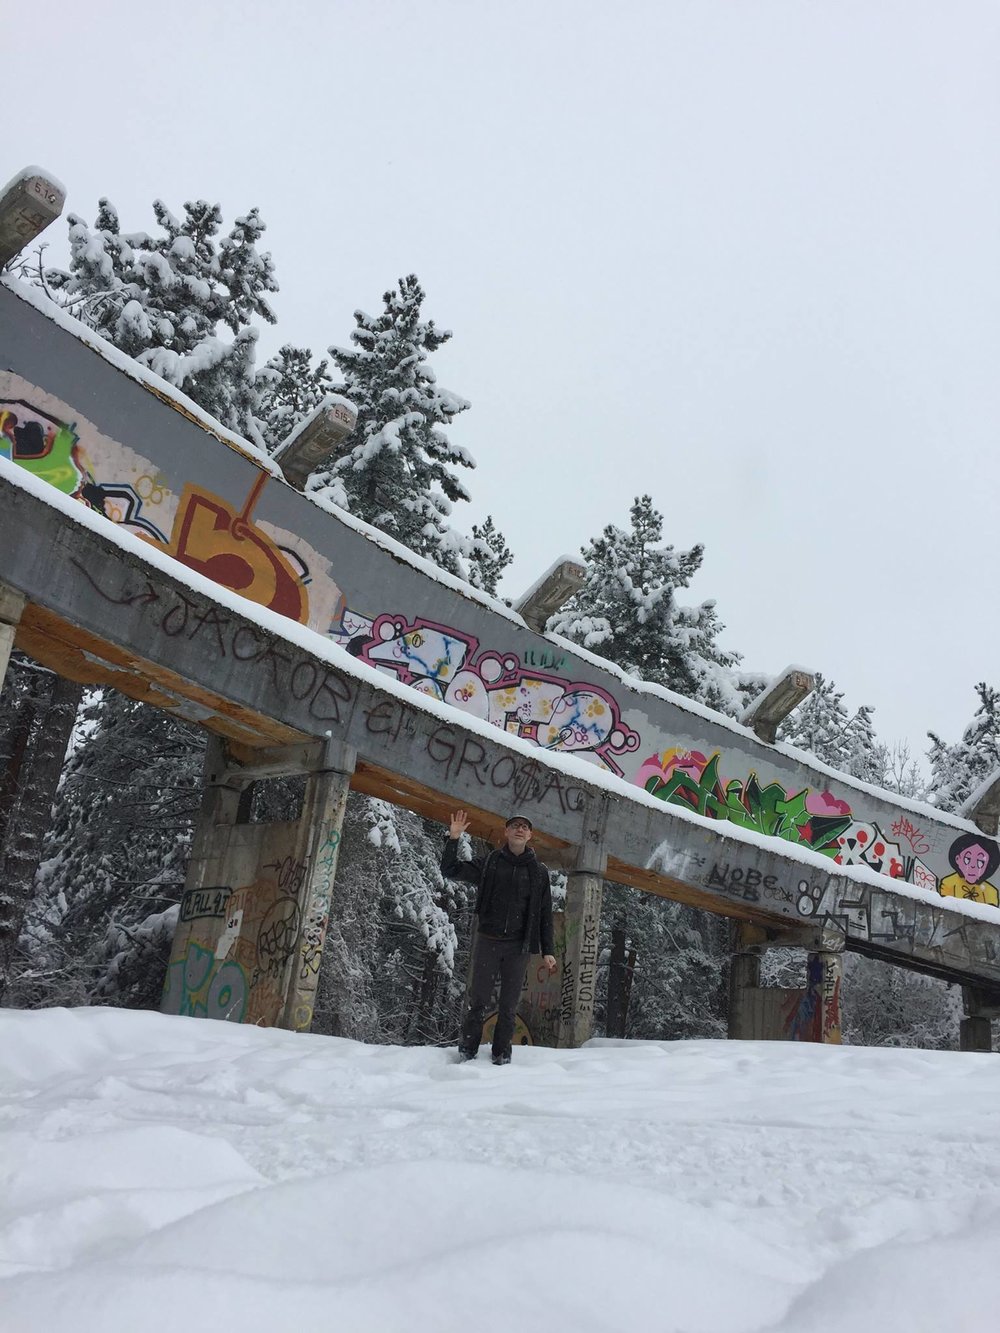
7, 0, 1000, 762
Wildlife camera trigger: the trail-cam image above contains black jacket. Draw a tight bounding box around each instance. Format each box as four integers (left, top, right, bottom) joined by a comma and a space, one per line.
442, 838, 554, 956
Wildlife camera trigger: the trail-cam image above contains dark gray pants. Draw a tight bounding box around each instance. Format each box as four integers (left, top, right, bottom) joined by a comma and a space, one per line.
460, 935, 528, 1057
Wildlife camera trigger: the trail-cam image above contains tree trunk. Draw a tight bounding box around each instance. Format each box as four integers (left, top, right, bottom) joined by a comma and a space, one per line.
607, 926, 627, 1038
0, 675, 83, 1000
0, 698, 35, 850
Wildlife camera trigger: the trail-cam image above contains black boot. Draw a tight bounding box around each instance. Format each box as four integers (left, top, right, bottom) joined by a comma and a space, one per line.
456, 1045, 478, 1062
491, 1048, 511, 1066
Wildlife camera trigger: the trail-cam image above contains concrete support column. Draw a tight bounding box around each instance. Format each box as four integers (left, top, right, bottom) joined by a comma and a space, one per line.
728, 925, 844, 1042
806, 950, 843, 1044
558, 869, 603, 1048
163, 737, 355, 1032
960, 986, 994, 1053
557, 797, 608, 1049
189, 735, 247, 859
282, 745, 354, 1032
0, 583, 26, 695
727, 922, 766, 1040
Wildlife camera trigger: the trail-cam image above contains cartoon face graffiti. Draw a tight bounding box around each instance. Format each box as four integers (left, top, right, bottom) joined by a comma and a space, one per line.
939, 832, 1000, 907
955, 841, 991, 885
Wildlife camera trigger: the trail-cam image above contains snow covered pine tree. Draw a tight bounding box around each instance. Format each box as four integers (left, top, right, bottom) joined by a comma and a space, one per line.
549, 494, 748, 715
776, 673, 880, 784
45, 197, 278, 447
289, 275, 514, 1043
928, 683, 1000, 814
309, 274, 479, 577
255, 344, 337, 454
467, 515, 514, 597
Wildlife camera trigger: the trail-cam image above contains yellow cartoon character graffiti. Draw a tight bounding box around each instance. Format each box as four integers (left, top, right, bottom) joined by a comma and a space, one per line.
939, 833, 1000, 907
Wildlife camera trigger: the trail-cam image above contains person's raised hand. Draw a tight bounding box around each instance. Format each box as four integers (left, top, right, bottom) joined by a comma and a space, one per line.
449, 810, 471, 840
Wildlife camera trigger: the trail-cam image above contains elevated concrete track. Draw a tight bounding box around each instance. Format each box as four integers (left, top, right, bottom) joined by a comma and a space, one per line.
3, 274, 999, 1045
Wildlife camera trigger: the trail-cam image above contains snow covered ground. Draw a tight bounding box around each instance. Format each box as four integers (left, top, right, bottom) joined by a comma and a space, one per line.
2, 1009, 999, 1333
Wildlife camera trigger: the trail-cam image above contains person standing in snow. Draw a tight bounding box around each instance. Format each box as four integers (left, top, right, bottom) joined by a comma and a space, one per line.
442, 811, 557, 1065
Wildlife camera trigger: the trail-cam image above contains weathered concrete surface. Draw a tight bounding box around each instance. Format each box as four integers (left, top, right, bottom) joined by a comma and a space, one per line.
0, 278, 988, 907
0, 583, 25, 688
728, 928, 842, 1044
164, 737, 355, 1032
4, 473, 1000, 995
558, 802, 608, 1047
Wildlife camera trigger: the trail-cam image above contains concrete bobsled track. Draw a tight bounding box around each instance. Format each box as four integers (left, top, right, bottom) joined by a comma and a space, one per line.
3, 272, 1000, 1048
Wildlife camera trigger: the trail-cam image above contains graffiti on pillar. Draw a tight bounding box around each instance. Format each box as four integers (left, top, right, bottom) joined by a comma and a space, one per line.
578, 911, 599, 1020
559, 959, 575, 1029
179, 885, 232, 923
517, 934, 564, 1047
165, 831, 316, 1027
786, 956, 820, 1042
162, 941, 249, 1022
822, 962, 842, 1043
289, 826, 341, 1031
939, 833, 1000, 907
256, 895, 301, 979
786, 954, 842, 1043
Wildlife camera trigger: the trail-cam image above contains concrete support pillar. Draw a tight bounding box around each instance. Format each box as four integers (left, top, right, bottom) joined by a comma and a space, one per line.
558, 869, 603, 1048
189, 735, 247, 857
728, 925, 844, 1042
727, 922, 765, 1040
281, 749, 353, 1032
960, 986, 994, 1053
0, 583, 26, 695
556, 798, 608, 1049
162, 737, 355, 1032
805, 950, 843, 1044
